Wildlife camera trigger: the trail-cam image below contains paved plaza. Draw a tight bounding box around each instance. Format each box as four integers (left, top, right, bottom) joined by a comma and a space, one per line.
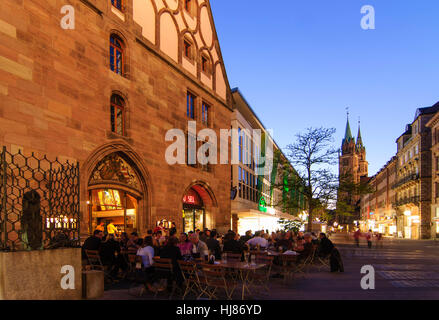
102, 234, 439, 300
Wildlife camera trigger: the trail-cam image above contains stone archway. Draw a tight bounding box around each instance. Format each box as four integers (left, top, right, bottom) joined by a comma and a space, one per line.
80, 141, 152, 237
181, 181, 218, 232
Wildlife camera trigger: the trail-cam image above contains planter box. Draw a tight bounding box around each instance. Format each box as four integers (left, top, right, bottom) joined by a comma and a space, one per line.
0, 248, 82, 300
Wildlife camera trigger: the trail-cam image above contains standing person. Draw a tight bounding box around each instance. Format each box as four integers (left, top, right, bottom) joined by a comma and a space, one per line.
354, 229, 361, 248
153, 222, 164, 234
376, 232, 384, 249
169, 222, 177, 237
95, 221, 105, 233
107, 220, 118, 237
366, 230, 373, 249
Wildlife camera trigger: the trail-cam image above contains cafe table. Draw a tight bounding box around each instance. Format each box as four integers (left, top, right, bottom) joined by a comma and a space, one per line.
214, 261, 267, 300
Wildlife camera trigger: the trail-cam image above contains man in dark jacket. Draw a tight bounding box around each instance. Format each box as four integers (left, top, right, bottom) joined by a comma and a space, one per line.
82, 230, 103, 260
206, 230, 222, 260
318, 233, 334, 257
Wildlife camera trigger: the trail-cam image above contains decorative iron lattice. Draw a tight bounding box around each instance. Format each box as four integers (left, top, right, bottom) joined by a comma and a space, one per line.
0, 146, 80, 251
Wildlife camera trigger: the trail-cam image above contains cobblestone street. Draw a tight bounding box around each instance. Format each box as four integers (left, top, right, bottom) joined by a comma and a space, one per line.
102, 234, 439, 300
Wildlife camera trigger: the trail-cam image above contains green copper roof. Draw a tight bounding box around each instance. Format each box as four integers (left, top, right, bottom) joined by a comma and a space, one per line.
342, 117, 354, 145
356, 124, 364, 149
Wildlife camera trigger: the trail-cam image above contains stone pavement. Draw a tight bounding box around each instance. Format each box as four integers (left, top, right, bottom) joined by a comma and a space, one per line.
102, 234, 439, 300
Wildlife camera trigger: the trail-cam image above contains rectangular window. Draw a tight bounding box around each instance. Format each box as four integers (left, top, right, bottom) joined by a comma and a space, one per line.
110, 105, 124, 135
111, 0, 123, 11
201, 102, 210, 125
186, 133, 197, 167
187, 92, 195, 119
184, 40, 193, 60
238, 128, 242, 163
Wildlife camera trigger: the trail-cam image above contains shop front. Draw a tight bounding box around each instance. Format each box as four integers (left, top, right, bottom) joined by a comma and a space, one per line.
402, 209, 421, 240
182, 188, 205, 233
234, 208, 292, 235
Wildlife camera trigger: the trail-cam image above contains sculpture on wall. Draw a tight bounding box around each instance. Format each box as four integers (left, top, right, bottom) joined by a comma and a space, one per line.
89, 153, 140, 190
22, 190, 43, 250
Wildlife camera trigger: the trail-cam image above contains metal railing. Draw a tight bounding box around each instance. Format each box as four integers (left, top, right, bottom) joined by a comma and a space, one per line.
392, 174, 420, 189
0, 147, 80, 251
392, 196, 420, 207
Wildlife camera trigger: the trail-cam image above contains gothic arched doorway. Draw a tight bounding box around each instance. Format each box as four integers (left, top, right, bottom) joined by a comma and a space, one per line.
182, 182, 218, 233
87, 152, 147, 235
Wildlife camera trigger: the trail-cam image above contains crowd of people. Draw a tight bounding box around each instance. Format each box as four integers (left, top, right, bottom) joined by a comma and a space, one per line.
353, 229, 384, 249
82, 226, 338, 292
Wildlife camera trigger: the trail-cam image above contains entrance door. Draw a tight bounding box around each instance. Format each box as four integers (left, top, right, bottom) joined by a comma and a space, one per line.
183, 207, 205, 233
89, 189, 138, 235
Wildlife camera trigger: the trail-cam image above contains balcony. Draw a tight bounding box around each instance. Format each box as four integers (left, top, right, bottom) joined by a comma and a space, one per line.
393, 196, 420, 207
392, 174, 420, 189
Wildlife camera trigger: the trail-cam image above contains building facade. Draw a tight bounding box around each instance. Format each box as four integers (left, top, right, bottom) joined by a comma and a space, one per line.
0, 0, 235, 238
360, 157, 397, 236
425, 107, 439, 238
393, 105, 437, 239
230, 89, 300, 234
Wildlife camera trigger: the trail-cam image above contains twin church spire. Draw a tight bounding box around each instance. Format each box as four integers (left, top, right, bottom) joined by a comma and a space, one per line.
342, 111, 365, 153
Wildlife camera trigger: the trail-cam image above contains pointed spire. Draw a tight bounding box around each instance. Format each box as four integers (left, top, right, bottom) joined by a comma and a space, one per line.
343, 109, 353, 145
356, 118, 365, 150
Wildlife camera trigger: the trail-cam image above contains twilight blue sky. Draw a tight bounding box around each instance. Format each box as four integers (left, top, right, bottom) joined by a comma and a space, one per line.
210, 0, 439, 176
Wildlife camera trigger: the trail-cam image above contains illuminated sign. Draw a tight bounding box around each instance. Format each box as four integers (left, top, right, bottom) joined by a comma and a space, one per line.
258, 197, 267, 213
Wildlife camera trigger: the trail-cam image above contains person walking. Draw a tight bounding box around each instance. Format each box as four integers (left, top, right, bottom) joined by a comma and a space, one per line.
366, 230, 373, 249
354, 229, 361, 248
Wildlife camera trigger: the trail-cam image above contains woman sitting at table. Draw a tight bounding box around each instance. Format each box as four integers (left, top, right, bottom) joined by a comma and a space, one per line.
177, 233, 193, 259
159, 236, 184, 291
295, 234, 313, 263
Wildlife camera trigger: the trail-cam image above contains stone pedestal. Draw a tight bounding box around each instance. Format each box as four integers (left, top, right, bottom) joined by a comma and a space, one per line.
82, 270, 104, 300
0, 248, 82, 300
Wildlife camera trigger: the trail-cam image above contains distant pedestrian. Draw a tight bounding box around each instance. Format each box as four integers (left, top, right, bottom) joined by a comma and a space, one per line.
366, 230, 373, 249
376, 233, 383, 249
354, 229, 361, 248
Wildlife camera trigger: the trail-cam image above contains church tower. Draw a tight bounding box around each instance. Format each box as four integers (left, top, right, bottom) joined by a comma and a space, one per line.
338, 112, 369, 224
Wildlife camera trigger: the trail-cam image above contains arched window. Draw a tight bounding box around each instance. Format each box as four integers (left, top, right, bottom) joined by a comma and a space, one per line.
111, 94, 125, 135
110, 34, 124, 75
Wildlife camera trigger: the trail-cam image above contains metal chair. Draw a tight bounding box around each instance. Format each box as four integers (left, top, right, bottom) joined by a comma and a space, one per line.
249, 255, 274, 294
198, 264, 236, 300
178, 260, 202, 300
85, 249, 115, 284
153, 257, 177, 300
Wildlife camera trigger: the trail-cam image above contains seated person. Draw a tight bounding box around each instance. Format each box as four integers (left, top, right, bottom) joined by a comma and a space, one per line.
223, 231, 243, 254
99, 234, 121, 278
318, 233, 334, 257
246, 231, 268, 250
137, 236, 159, 291
82, 230, 103, 260
177, 233, 193, 257
159, 237, 184, 290
296, 234, 313, 263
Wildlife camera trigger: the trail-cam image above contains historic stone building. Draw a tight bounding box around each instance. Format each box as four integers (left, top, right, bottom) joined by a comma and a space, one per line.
426, 109, 439, 238
0, 0, 235, 238
338, 116, 368, 225
359, 157, 397, 236
393, 105, 438, 239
